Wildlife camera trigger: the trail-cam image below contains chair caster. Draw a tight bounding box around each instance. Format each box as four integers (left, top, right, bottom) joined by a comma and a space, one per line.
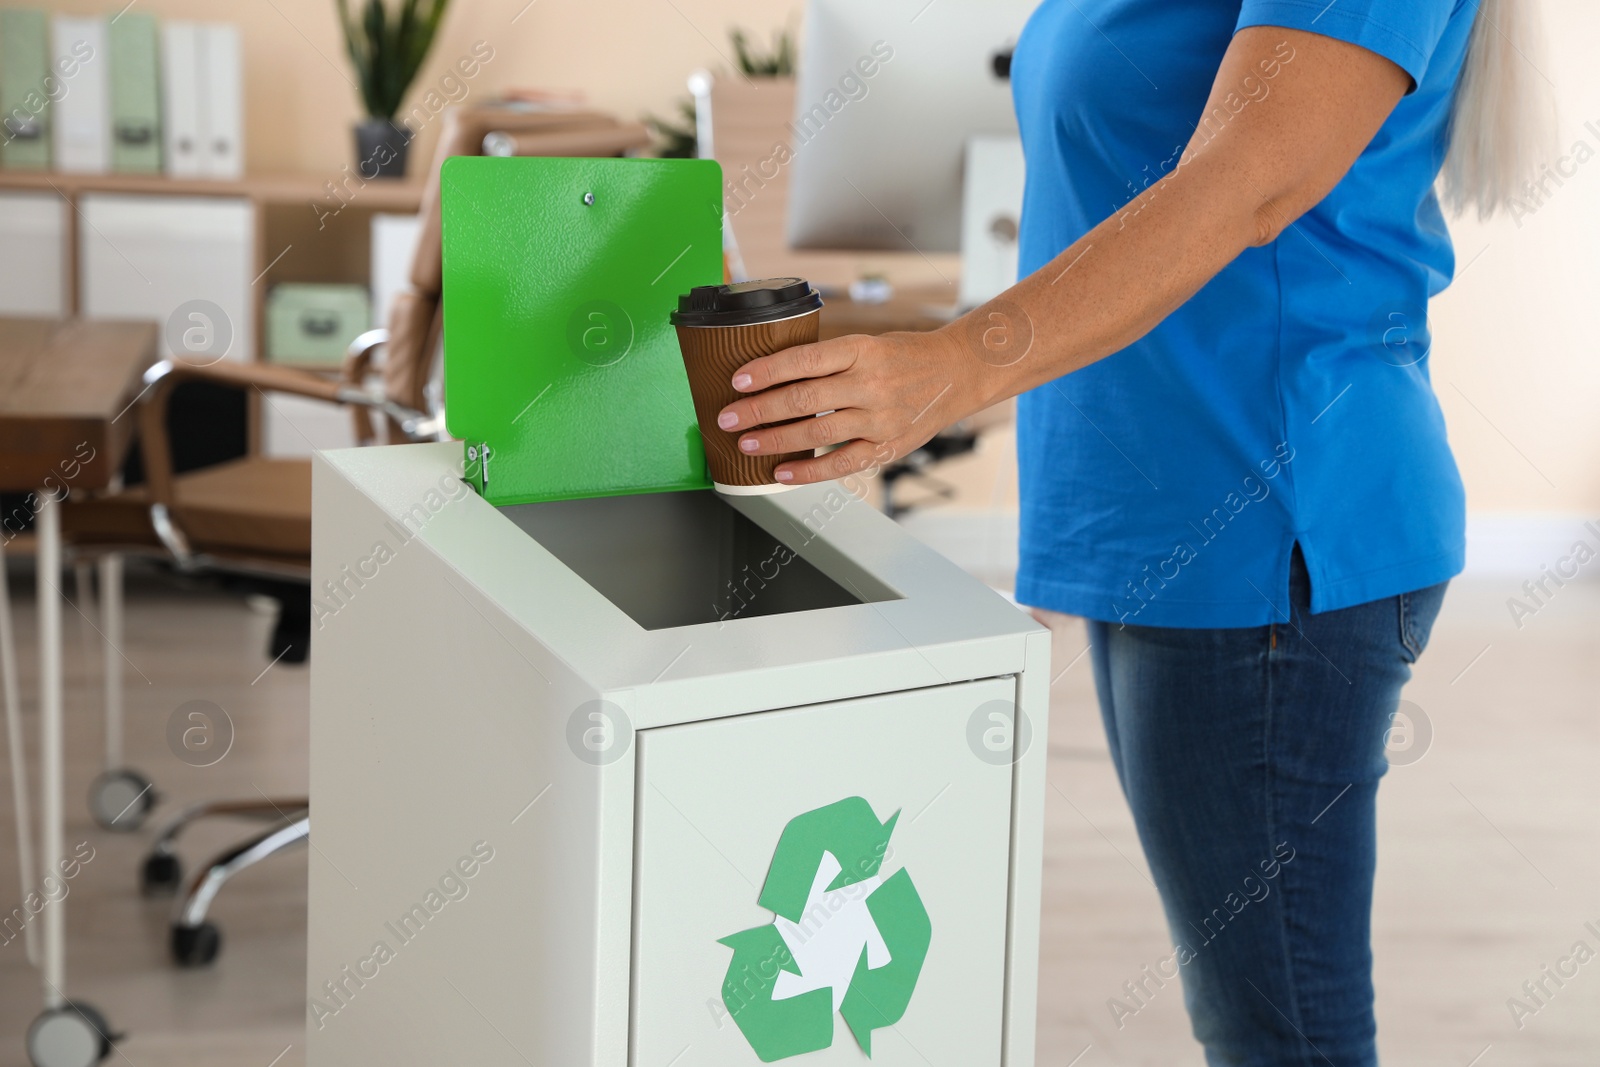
171, 922, 221, 967
139, 852, 182, 896
25, 1001, 116, 1067
88, 770, 156, 832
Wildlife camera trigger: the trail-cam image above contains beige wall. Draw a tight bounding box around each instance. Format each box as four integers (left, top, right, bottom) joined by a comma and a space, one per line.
45, 0, 1600, 515
929, 0, 1600, 518
46, 0, 801, 176
1430, 0, 1600, 514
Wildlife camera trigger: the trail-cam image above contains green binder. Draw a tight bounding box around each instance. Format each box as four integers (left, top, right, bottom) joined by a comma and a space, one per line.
441, 156, 724, 506
0, 9, 51, 170
109, 12, 161, 173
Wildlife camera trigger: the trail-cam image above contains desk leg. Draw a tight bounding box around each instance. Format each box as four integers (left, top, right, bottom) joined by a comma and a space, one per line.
36, 494, 65, 1007
80, 553, 153, 835
0, 532, 42, 966
99, 556, 123, 772
23, 501, 115, 1067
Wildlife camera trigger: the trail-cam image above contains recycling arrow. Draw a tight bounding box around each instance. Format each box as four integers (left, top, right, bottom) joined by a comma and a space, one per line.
840, 868, 931, 1055
718, 797, 932, 1062
717, 924, 833, 1061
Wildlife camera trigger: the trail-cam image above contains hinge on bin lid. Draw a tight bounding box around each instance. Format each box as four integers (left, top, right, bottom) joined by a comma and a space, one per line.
466, 442, 491, 492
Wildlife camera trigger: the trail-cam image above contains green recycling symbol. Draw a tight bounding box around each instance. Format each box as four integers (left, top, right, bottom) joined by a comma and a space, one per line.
717, 796, 932, 1062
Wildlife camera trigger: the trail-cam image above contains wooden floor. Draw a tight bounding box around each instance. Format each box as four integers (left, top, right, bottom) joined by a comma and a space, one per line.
0, 566, 1595, 1065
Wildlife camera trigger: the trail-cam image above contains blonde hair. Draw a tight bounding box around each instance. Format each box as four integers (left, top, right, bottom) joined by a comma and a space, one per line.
1440, 0, 1557, 219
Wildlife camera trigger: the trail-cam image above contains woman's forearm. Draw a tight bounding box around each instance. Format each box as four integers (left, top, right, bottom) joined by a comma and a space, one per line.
957, 151, 1263, 407
716, 26, 1412, 484
962, 26, 1411, 408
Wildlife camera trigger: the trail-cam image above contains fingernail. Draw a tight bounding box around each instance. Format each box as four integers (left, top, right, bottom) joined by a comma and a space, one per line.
717, 411, 738, 429
775, 469, 794, 482
732, 373, 753, 390
740, 437, 759, 452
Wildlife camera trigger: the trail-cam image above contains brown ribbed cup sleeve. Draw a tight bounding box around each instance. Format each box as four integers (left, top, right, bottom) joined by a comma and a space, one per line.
673, 309, 821, 487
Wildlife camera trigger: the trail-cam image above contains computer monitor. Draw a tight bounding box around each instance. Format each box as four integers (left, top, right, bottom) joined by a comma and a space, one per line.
785, 0, 1037, 256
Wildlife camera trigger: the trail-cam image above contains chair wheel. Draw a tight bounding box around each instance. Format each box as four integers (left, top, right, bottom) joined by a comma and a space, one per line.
88, 770, 156, 832
171, 922, 221, 967
140, 852, 182, 896
26, 1001, 115, 1066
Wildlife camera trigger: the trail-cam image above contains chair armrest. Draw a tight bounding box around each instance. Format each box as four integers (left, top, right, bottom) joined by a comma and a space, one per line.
132, 352, 435, 566
329, 332, 438, 439
328, 388, 436, 440
341, 328, 388, 445
144, 357, 345, 403
135, 358, 358, 514
340, 328, 388, 386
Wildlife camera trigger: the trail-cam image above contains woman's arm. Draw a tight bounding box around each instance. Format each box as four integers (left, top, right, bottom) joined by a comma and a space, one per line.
714, 26, 1412, 485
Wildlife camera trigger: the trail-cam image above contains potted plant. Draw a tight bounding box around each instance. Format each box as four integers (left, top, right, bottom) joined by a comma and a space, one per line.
335, 0, 452, 178
729, 26, 795, 78
646, 25, 795, 158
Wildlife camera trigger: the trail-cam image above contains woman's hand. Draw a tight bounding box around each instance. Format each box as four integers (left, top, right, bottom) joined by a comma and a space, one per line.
713, 324, 1000, 486
710, 27, 1412, 489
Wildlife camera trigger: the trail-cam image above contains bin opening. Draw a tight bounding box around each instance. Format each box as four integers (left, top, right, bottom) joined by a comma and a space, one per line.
499, 489, 889, 630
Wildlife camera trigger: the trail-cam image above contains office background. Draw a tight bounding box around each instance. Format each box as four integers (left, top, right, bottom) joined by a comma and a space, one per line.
34, 0, 1600, 545
2, 1, 1598, 1065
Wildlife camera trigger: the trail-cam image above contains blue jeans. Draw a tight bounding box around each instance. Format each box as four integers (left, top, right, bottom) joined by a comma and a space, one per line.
1086, 548, 1447, 1066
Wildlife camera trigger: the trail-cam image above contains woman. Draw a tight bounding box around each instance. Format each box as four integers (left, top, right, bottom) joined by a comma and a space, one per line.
714, 1, 1548, 1063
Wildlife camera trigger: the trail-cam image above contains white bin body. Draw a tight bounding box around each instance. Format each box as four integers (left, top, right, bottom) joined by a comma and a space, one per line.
308, 442, 1050, 1066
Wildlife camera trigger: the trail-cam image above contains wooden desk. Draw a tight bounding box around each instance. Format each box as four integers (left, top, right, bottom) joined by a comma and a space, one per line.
0, 316, 157, 1050
0, 319, 157, 490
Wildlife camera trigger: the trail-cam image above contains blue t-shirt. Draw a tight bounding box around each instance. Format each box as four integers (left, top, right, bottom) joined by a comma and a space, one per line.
1010, 0, 1474, 627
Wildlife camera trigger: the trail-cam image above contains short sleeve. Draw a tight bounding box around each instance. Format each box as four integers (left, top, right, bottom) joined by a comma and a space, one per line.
1236, 0, 1459, 87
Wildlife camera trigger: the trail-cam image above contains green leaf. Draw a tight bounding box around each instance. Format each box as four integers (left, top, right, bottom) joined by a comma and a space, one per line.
333, 0, 452, 120
644, 95, 698, 159
726, 25, 795, 78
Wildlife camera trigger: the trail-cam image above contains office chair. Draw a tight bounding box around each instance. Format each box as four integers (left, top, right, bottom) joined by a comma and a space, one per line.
60, 104, 649, 966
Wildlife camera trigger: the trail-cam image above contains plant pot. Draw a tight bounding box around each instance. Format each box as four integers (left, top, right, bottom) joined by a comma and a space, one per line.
353, 119, 412, 179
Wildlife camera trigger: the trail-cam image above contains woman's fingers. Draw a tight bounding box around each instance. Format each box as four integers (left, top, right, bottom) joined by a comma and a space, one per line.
712, 327, 982, 485
719, 337, 861, 426
718, 370, 849, 431
736, 409, 870, 456
772, 439, 895, 486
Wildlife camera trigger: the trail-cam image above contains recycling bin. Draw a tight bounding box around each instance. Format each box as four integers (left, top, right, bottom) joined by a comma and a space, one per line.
306, 441, 1051, 1066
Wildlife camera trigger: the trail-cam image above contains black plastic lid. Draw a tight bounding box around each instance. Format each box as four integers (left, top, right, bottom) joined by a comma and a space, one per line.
670, 277, 823, 327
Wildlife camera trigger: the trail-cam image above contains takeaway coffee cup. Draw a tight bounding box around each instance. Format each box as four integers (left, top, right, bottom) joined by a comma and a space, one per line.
671, 278, 824, 494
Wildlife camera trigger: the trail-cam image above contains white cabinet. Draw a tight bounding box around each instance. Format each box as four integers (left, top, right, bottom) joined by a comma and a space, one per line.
78, 193, 253, 361
370, 212, 422, 326
0, 191, 68, 316
307, 446, 1052, 1067
633, 678, 1016, 1066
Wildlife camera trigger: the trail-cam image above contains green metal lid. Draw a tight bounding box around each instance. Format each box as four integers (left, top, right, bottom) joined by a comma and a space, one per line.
441, 155, 725, 505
